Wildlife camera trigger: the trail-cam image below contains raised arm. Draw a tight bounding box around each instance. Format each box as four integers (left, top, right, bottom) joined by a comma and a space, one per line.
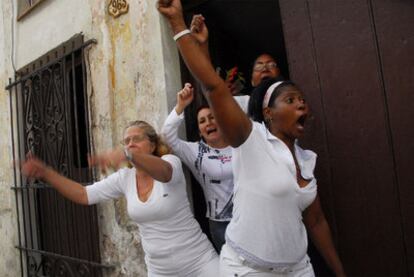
21, 154, 88, 205
162, 84, 195, 155
303, 196, 346, 277
158, 0, 251, 147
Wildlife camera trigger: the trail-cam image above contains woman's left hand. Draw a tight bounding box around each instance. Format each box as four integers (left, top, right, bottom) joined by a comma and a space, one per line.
88, 149, 126, 173
21, 153, 48, 180
190, 14, 208, 44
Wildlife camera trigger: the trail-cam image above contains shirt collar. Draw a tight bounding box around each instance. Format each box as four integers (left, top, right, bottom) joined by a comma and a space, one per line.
260, 121, 317, 178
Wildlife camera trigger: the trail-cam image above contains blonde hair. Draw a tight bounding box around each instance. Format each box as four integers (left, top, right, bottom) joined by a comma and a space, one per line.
124, 120, 171, 157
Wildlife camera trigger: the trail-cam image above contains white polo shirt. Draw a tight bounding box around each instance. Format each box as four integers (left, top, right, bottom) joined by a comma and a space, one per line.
86, 154, 217, 275
226, 121, 317, 269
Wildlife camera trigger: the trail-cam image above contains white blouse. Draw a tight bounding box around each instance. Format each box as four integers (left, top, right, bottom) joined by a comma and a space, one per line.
226, 121, 318, 269
86, 154, 217, 275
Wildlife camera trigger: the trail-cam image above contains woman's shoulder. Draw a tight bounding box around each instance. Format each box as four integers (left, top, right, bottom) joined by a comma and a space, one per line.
160, 154, 186, 185
114, 166, 136, 178
242, 121, 267, 144
161, 153, 182, 165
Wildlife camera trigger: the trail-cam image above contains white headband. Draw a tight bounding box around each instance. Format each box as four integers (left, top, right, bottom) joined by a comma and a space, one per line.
262, 81, 284, 108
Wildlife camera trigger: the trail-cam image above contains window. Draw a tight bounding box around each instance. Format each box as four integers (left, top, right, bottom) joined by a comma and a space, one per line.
7, 34, 112, 276
17, 0, 47, 20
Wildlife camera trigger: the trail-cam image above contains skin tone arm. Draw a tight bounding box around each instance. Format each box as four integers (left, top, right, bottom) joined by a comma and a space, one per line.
303, 196, 346, 277
89, 149, 172, 183
21, 154, 88, 205
21, 149, 173, 205
190, 15, 242, 95
158, 0, 251, 147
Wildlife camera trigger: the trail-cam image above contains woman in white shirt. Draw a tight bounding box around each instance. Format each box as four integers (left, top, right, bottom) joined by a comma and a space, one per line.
158, 1, 346, 276
162, 83, 233, 252
21, 120, 218, 277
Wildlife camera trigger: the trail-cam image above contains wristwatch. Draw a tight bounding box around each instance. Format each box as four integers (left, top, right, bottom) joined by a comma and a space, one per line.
124, 148, 133, 163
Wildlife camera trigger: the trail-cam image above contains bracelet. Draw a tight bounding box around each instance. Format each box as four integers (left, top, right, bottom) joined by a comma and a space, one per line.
173, 29, 191, 41
124, 148, 133, 163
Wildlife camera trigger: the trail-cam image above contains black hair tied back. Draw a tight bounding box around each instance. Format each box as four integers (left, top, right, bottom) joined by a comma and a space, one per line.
247, 76, 289, 123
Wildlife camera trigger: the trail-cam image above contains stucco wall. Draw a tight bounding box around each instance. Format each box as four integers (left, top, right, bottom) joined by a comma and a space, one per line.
0, 0, 23, 276
0, 0, 182, 276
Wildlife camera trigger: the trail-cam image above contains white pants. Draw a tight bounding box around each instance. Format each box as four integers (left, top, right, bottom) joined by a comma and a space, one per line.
148, 255, 219, 277
220, 244, 315, 277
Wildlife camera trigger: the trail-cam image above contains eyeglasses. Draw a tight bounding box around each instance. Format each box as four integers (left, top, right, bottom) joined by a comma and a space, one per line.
253, 62, 278, 72
120, 134, 148, 145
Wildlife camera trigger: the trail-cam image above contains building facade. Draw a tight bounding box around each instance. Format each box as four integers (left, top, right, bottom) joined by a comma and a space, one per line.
0, 0, 181, 276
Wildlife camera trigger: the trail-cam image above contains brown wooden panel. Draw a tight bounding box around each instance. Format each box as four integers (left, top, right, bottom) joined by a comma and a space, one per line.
280, 0, 407, 275
371, 1, 414, 275
308, 1, 406, 275
278, 1, 338, 275
278, 0, 337, 238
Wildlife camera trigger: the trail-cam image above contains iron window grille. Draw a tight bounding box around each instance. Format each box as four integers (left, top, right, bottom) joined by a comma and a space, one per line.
6, 34, 114, 277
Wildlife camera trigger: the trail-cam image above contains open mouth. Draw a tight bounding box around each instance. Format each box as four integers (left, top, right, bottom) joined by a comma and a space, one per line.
296, 114, 307, 128
206, 128, 217, 135
260, 75, 271, 82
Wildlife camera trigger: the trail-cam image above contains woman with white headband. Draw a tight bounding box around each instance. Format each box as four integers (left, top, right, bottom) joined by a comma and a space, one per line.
158, 1, 346, 276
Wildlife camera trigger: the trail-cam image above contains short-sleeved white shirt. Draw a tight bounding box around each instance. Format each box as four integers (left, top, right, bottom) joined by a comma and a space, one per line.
226, 122, 317, 269
234, 95, 250, 113
86, 154, 217, 275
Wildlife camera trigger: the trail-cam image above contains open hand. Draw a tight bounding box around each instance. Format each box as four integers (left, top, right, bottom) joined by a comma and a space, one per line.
21, 152, 47, 181
88, 149, 126, 174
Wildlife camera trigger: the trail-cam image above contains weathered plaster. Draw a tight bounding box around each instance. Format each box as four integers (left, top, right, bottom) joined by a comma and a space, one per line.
0, 0, 22, 276
85, 1, 181, 275
1, 0, 183, 276
14, 0, 93, 69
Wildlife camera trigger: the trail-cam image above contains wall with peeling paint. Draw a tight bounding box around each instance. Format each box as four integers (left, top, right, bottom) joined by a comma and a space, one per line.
0, 0, 182, 276
0, 1, 23, 276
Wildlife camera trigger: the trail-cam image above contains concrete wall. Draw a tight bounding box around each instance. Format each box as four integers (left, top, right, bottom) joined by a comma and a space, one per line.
0, 0, 22, 276
0, 0, 181, 276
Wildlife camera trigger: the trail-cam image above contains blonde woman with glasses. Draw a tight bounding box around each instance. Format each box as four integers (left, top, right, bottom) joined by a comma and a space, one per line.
20, 120, 219, 277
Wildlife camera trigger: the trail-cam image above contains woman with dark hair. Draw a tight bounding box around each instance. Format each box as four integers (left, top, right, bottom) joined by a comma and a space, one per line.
21, 120, 219, 277
158, 1, 346, 276
190, 14, 282, 113
250, 53, 282, 87
162, 83, 233, 252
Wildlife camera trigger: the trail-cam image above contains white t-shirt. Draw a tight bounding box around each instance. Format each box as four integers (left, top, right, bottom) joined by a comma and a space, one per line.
226, 122, 317, 269
161, 109, 234, 222
234, 95, 250, 114
86, 154, 217, 275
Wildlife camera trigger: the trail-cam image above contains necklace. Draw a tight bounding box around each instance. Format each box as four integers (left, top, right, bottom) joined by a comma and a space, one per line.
136, 175, 154, 202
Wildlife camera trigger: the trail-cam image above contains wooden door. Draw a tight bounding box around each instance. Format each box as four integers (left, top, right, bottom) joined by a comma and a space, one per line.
279, 0, 414, 275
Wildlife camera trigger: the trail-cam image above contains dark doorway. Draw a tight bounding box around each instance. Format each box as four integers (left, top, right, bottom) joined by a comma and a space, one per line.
183, 0, 290, 88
